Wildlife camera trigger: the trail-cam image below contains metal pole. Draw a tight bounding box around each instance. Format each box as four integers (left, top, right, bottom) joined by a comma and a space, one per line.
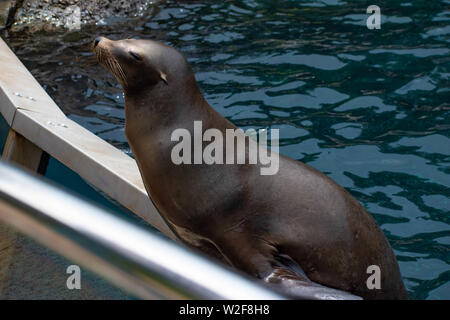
0, 160, 283, 300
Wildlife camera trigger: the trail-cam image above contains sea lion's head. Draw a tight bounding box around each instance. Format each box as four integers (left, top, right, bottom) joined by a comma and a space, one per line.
93, 37, 193, 93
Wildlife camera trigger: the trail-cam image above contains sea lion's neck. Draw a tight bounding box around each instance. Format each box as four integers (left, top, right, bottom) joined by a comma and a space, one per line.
123, 82, 235, 142
126, 88, 189, 123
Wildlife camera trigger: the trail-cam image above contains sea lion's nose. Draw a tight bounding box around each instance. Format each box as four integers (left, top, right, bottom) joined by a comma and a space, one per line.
94, 37, 104, 48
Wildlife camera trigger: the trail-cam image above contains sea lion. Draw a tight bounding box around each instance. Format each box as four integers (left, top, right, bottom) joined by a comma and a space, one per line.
93, 36, 408, 300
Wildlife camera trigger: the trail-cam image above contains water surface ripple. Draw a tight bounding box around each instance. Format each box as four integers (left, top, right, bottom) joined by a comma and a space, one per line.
5, 0, 449, 299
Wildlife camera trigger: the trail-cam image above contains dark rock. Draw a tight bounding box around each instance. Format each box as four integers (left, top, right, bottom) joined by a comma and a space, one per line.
9, 0, 157, 32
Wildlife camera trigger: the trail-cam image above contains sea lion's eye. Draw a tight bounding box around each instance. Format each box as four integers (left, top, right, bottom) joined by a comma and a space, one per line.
129, 51, 143, 61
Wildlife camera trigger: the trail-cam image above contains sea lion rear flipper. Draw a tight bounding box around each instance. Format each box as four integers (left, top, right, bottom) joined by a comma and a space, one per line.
264, 266, 362, 300
216, 238, 361, 300
264, 253, 361, 300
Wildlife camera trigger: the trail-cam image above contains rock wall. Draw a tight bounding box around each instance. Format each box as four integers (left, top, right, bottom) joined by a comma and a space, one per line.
0, 1, 12, 27
0, 0, 23, 30
1, 0, 156, 31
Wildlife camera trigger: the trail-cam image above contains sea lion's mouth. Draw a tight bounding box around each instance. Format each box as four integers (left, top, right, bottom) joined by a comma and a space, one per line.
93, 37, 128, 87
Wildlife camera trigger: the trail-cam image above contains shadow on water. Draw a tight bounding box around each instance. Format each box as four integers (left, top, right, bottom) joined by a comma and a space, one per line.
3, 0, 449, 299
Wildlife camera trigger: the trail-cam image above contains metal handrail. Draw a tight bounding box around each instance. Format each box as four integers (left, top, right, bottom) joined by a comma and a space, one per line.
0, 160, 284, 300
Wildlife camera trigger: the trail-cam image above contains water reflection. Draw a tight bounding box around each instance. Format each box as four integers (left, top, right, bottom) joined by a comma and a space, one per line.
5, 0, 449, 299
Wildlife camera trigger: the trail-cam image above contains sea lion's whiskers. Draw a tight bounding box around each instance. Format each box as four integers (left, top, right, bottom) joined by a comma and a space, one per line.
106, 55, 126, 86
115, 60, 127, 87
94, 45, 127, 87
114, 60, 127, 86
104, 54, 125, 83
95, 46, 103, 64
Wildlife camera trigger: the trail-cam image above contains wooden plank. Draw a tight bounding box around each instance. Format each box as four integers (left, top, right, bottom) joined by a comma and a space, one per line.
0, 36, 176, 240
0, 37, 65, 126
2, 129, 48, 173
0, 36, 177, 297
0, 37, 178, 297
11, 109, 176, 239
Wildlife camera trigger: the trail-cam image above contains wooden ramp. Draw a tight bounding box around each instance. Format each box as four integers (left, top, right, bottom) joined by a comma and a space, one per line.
0, 36, 176, 239
0, 35, 180, 298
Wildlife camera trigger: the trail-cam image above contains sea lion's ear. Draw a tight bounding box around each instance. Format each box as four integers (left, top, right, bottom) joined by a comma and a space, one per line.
160, 72, 168, 85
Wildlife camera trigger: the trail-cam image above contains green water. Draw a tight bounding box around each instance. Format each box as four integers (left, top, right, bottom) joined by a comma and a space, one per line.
3, 0, 449, 299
